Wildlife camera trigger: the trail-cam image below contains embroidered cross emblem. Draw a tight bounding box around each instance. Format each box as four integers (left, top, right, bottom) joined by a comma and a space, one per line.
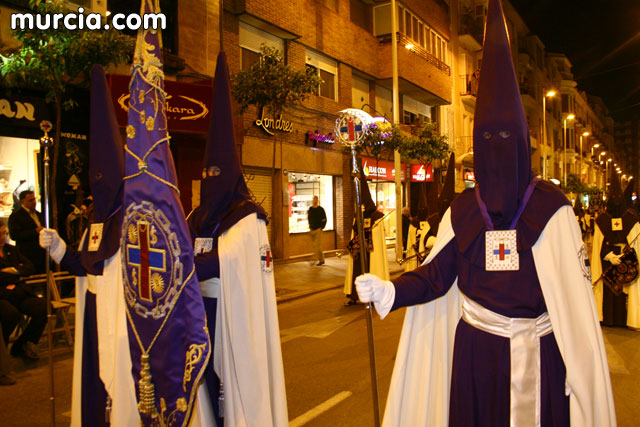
92, 231, 100, 245
127, 222, 166, 302
261, 249, 271, 268
340, 117, 363, 142
493, 240, 511, 261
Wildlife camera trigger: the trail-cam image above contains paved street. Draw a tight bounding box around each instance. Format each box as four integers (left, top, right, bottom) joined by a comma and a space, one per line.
1, 254, 640, 425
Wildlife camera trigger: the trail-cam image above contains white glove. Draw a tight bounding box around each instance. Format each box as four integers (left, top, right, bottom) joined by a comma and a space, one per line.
355, 273, 395, 319
425, 235, 437, 250
604, 251, 622, 266
39, 228, 66, 264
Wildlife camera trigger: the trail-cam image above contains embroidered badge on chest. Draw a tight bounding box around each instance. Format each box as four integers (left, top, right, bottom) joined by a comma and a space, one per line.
194, 237, 213, 255
485, 229, 519, 271
88, 223, 104, 252
612, 218, 623, 231
260, 244, 273, 273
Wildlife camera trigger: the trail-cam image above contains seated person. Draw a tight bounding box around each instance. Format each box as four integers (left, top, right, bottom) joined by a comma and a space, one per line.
0, 220, 46, 360
0, 318, 16, 385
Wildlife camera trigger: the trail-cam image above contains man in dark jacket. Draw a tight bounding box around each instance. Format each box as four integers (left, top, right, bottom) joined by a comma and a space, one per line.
8, 190, 46, 274
308, 195, 327, 265
0, 221, 46, 360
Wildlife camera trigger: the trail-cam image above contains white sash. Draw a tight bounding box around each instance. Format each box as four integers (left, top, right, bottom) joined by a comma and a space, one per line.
462, 295, 552, 427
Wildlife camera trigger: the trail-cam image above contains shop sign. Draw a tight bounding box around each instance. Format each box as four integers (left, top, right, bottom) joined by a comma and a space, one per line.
0, 96, 51, 128
108, 74, 212, 133
464, 171, 475, 181
361, 157, 406, 181
410, 164, 434, 182
255, 108, 294, 135
305, 130, 335, 146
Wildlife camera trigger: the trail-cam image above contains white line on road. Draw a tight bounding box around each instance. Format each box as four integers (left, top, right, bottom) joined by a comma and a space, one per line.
289, 390, 353, 427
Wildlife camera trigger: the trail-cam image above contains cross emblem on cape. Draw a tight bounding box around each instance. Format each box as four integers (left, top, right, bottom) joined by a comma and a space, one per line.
127, 222, 166, 302
88, 223, 103, 252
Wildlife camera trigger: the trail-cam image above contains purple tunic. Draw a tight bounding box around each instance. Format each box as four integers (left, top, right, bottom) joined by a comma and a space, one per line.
391, 181, 571, 427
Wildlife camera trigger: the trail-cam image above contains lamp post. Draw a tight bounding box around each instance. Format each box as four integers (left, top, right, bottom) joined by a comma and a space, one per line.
542, 90, 556, 180
606, 158, 612, 188
579, 131, 589, 184
563, 113, 575, 187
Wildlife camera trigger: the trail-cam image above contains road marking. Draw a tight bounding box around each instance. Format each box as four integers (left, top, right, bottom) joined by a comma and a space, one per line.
280, 312, 362, 344
289, 390, 353, 427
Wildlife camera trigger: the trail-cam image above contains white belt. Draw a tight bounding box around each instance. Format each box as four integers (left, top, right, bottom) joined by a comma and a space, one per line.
462, 295, 552, 427
199, 277, 220, 299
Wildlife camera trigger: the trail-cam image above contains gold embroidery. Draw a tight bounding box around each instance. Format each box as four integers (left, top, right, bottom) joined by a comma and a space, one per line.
150, 273, 164, 294
146, 116, 155, 131
126, 125, 136, 139
140, 110, 146, 124
128, 224, 138, 244
176, 398, 187, 412
183, 343, 206, 391
138, 89, 145, 104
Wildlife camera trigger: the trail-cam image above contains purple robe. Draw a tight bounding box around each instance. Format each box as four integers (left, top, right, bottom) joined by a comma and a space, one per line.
391, 181, 571, 426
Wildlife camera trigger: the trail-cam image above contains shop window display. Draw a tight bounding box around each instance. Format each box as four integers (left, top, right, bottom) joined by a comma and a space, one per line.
0, 137, 41, 224
288, 173, 334, 233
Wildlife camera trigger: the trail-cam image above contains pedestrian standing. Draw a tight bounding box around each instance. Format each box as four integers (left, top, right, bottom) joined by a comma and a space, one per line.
308, 195, 327, 266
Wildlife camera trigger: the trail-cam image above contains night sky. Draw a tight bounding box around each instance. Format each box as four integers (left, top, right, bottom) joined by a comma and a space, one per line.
509, 0, 640, 121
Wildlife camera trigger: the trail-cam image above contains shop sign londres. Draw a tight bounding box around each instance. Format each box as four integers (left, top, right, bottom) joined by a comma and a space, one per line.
410, 164, 434, 182
255, 107, 294, 135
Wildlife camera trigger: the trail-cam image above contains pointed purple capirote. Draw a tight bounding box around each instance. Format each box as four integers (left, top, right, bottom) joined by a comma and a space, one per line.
473, 0, 532, 229
89, 65, 124, 222
438, 152, 456, 216
189, 52, 252, 237
607, 166, 625, 216
411, 183, 428, 228
623, 178, 635, 209
80, 65, 125, 273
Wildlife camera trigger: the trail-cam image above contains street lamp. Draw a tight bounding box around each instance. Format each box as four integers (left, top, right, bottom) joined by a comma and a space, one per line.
563, 113, 575, 187
579, 131, 589, 184
606, 158, 612, 187
542, 90, 556, 179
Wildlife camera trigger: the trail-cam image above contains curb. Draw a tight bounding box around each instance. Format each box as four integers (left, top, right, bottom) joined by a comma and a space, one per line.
276, 283, 342, 304
275, 267, 404, 304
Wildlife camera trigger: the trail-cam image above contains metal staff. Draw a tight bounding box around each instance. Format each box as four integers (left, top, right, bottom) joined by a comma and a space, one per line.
39, 120, 56, 426
335, 110, 380, 427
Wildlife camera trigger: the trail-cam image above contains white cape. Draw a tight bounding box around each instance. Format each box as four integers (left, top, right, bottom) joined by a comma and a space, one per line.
383, 206, 616, 427
591, 220, 640, 328
70, 245, 140, 427
404, 221, 431, 273
344, 219, 389, 294
216, 213, 288, 427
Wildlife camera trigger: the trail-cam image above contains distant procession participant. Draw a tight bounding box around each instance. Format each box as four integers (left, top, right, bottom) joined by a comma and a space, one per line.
355, 1, 616, 425
187, 52, 288, 427
592, 168, 640, 328
39, 65, 139, 427
343, 171, 388, 306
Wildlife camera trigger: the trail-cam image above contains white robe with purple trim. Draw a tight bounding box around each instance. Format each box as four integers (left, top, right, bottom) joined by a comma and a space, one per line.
383, 206, 616, 427
70, 232, 139, 427
216, 213, 288, 426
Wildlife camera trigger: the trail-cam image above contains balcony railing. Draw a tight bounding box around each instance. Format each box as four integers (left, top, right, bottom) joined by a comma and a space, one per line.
379, 32, 451, 76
